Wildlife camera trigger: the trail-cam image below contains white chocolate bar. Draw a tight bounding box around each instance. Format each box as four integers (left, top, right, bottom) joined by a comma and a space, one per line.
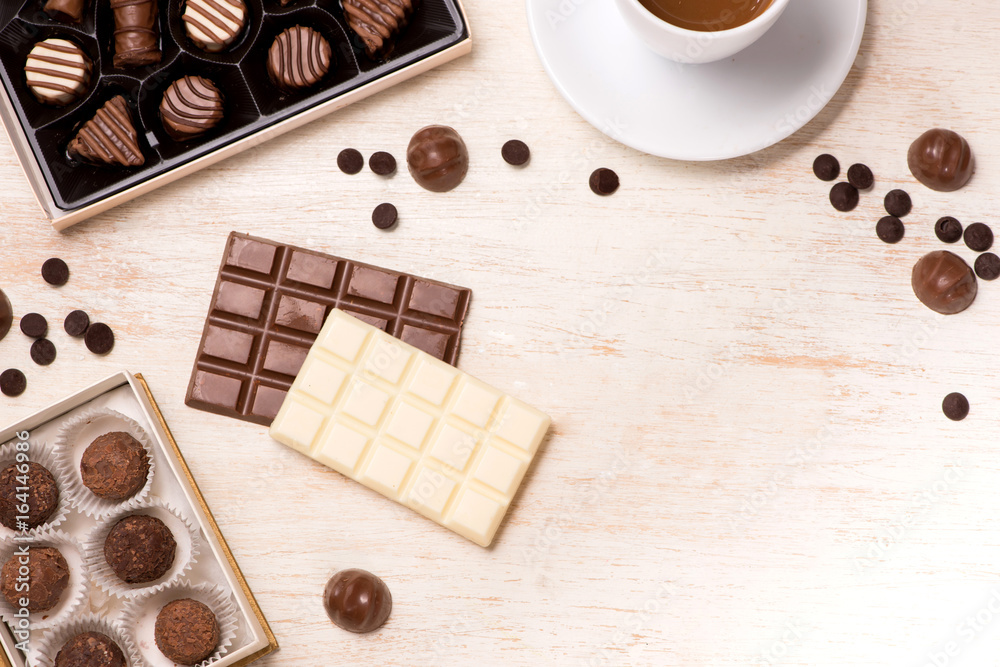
269, 309, 550, 547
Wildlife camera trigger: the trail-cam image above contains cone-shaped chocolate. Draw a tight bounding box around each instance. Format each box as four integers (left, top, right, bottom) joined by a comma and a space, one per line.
68, 95, 145, 167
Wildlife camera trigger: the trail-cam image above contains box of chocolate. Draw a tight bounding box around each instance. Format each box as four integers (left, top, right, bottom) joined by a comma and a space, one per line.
0, 372, 277, 666
0, 1, 471, 230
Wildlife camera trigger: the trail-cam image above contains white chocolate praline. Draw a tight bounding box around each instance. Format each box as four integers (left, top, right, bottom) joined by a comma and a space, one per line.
269, 309, 551, 547
24, 38, 91, 107
182, 0, 247, 52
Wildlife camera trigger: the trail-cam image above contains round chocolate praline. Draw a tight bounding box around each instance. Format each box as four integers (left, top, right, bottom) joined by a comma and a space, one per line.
267, 25, 332, 93
0, 546, 69, 612
54, 632, 127, 667
407, 125, 469, 193
160, 76, 224, 141
911, 250, 977, 315
24, 38, 92, 107
908, 128, 974, 192
0, 461, 59, 530
155, 598, 220, 665
103, 514, 176, 584
81, 431, 150, 501
182, 0, 247, 53
323, 568, 392, 633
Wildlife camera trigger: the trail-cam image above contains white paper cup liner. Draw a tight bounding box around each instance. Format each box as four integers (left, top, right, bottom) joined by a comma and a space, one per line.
0, 529, 89, 633
85, 500, 200, 600
54, 408, 156, 519
0, 441, 70, 540
120, 582, 239, 667
34, 613, 139, 667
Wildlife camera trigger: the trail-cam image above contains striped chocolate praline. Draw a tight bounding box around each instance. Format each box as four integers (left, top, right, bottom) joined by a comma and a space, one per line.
24, 38, 92, 107
182, 0, 247, 52
160, 75, 224, 141
266, 25, 332, 93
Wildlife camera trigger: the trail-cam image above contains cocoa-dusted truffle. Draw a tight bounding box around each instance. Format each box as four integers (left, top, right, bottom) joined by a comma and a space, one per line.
154, 598, 220, 665
407, 125, 469, 193
81, 431, 149, 501
0, 461, 59, 530
323, 568, 392, 633
0, 546, 69, 612
103, 515, 176, 584
54, 632, 127, 667
912, 250, 978, 315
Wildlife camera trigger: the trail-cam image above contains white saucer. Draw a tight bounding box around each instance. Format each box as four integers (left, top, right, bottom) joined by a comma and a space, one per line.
526, 0, 867, 161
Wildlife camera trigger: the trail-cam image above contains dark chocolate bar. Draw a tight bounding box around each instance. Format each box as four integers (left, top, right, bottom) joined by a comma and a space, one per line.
111, 0, 162, 68
185, 232, 472, 425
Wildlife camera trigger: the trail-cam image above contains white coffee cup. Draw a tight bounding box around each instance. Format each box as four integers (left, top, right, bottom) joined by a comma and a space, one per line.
614, 0, 792, 64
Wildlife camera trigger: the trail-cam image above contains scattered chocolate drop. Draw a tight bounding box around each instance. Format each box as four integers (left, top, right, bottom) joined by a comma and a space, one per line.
0, 369, 26, 397
942, 392, 969, 421
964, 222, 993, 252
911, 250, 977, 315
324, 568, 392, 633
369, 151, 396, 176
30, 339, 56, 366
884, 189, 912, 217
935, 216, 963, 244
813, 154, 840, 181
829, 182, 858, 212
64, 309, 90, 337
502, 139, 530, 166
372, 203, 398, 230
41, 258, 69, 286
85, 322, 114, 355
0, 289, 11, 343
975, 253, 1000, 281
338, 148, 364, 175
20, 313, 47, 338
876, 216, 904, 244
847, 163, 874, 190
589, 168, 619, 196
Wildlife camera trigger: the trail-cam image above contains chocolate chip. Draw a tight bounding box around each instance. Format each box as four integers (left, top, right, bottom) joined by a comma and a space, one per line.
0, 369, 26, 397
337, 148, 364, 175
502, 140, 530, 166
64, 310, 89, 337
369, 151, 396, 176
964, 222, 993, 252
942, 392, 969, 421
876, 216, 904, 244
847, 164, 874, 190
372, 203, 398, 230
29, 339, 56, 366
84, 322, 114, 355
829, 182, 859, 212
975, 253, 1000, 281
813, 154, 840, 181
41, 258, 69, 286
589, 168, 619, 196
20, 313, 47, 339
935, 216, 963, 244
884, 189, 912, 217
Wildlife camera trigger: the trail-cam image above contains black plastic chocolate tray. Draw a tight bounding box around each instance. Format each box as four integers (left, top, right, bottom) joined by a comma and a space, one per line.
0, 0, 467, 211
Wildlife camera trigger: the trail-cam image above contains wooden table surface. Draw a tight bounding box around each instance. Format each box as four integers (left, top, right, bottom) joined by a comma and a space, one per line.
4, 1, 1000, 665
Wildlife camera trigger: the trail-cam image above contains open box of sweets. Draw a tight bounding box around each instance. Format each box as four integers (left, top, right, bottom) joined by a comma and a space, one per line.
0, 372, 276, 667
0, 0, 471, 230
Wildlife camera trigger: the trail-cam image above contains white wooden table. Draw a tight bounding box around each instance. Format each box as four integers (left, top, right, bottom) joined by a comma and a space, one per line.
4, 1, 1000, 664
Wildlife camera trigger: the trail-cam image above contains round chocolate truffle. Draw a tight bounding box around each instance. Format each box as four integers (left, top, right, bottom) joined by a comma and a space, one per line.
0, 462, 59, 530
160, 76, 224, 141
0, 289, 11, 343
267, 26, 332, 93
911, 250, 977, 315
103, 515, 176, 584
407, 125, 469, 193
24, 38, 92, 107
908, 128, 974, 192
155, 598, 220, 665
323, 568, 392, 633
0, 546, 69, 612
54, 632, 126, 667
80, 431, 150, 501
183, 0, 247, 52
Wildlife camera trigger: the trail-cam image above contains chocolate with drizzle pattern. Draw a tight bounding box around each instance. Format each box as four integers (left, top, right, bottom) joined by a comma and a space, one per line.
67, 95, 145, 167
266, 25, 332, 93
342, 0, 417, 58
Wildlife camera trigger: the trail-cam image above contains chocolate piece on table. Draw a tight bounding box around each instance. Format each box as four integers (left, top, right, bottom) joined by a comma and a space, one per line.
42, 258, 70, 286
81, 431, 150, 500
0, 462, 58, 529
883, 189, 911, 217
935, 216, 963, 244
0, 289, 11, 342
44, 0, 88, 23
875, 216, 904, 244
372, 202, 397, 229
847, 163, 873, 190
64, 310, 90, 337
369, 151, 397, 176
103, 514, 176, 584
55, 632, 127, 667
269, 310, 551, 547
110, 0, 161, 68
829, 182, 858, 212
186, 232, 472, 425
964, 222, 993, 252
267, 26, 332, 93
812, 154, 839, 181
24, 39, 92, 107
155, 598, 220, 665
0, 546, 69, 612
975, 253, 1000, 281
908, 128, 974, 192
67, 96, 144, 167
407, 125, 469, 193
911, 250, 977, 315
502, 139, 530, 166
324, 569, 392, 633
30, 339, 57, 366
85, 322, 115, 354
589, 168, 619, 196
342, 0, 416, 58
338, 148, 364, 174
0, 370, 26, 398
160, 76, 224, 141
182, 0, 247, 53
942, 392, 969, 421
20, 313, 47, 338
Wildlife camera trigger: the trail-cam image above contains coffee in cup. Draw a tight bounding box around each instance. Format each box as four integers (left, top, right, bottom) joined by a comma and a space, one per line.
637, 0, 773, 32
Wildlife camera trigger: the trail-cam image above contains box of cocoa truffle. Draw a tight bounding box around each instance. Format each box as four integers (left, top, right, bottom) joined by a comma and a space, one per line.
0, 0, 471, 231
0, 372, 277, 667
